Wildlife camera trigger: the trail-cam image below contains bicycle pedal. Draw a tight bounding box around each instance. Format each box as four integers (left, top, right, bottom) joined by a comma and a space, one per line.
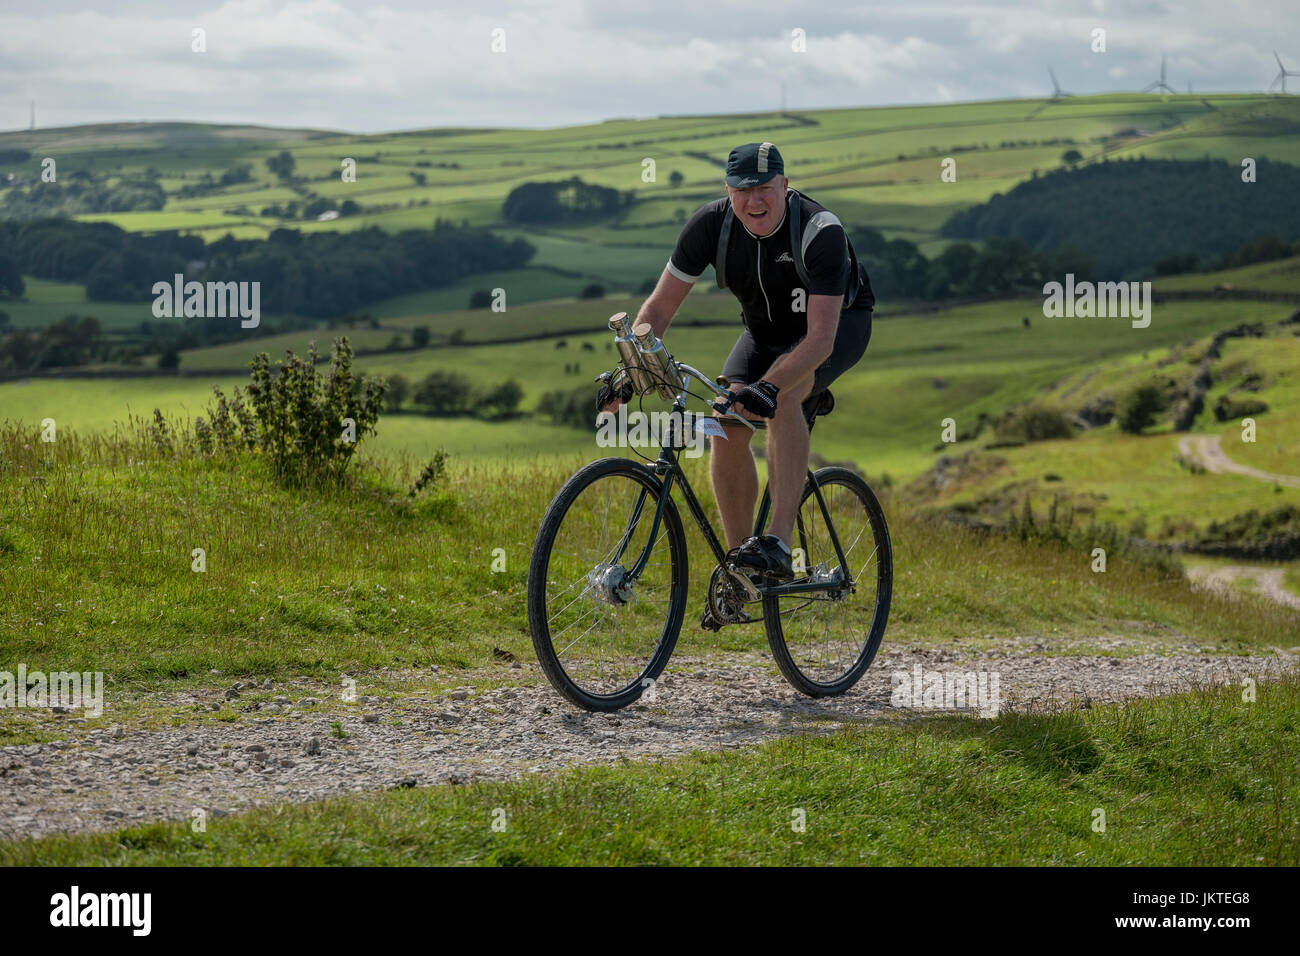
699, 610, 723, 632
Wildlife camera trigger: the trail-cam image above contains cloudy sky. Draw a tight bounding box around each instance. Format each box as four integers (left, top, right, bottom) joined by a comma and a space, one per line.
2, 0, 1297, 133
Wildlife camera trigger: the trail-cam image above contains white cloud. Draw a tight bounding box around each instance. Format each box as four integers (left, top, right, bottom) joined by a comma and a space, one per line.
0, 0, 1296, 132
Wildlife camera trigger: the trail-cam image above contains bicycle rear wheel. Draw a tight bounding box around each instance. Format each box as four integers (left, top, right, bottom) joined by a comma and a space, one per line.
527, 457, 689, 711
763, 466, 892, 696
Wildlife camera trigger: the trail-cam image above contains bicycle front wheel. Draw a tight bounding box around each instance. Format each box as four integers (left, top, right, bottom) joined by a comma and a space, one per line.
527, 457, 689, 711
763, 466, 892, 697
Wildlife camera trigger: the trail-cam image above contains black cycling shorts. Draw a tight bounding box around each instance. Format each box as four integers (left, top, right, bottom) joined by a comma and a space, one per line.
721, 307, 872, 424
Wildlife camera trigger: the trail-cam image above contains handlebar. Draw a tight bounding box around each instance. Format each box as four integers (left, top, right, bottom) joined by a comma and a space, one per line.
666, 362, 758, 432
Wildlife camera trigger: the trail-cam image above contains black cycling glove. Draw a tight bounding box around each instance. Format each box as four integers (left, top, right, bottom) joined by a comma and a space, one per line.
596, 378, 634, 414
735, 380, 780, 419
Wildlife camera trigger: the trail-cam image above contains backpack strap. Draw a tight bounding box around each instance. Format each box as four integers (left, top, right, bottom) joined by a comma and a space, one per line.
792, 188, 860, 308
843, 237, 862, 308
787, 188, 812, 290
714, 204, 734, 290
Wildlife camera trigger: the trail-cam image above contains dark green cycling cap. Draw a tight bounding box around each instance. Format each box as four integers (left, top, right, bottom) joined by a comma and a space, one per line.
724, 141, 785, 188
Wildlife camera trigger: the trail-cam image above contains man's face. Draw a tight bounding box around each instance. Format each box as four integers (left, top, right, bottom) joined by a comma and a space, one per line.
726, 175, 788, 237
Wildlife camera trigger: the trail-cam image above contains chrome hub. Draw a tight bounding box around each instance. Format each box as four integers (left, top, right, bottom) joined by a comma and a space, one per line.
585, 563, 634, 606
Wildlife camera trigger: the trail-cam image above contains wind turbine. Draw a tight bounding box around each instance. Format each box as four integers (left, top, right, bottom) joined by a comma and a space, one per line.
1269, 51, 1299, 94
1143, 55, 1176, 93
1048, 67, 1073, 100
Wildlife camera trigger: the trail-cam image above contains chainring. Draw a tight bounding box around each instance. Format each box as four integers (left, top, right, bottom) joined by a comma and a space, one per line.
707, 564, 754, 625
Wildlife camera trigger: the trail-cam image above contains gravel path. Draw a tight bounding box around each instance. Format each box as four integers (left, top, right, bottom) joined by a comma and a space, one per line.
1187, 564, 1300, 610
1178, 433, 1300, 488
3, 643, 1297, 841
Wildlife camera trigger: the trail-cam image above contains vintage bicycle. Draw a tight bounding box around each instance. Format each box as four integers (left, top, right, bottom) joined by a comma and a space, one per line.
526, 314, 892, 711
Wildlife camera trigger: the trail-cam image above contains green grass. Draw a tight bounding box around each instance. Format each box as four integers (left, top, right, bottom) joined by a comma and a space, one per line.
0, 418, 1294, 707
5, 296, 1290, 482
1154, 254, 1300, 294
3, 296, 1296, 542
5, 676, 1297, 865
1, 277, 167, 331
1205, 335, 1300, 478
917, 315, 1300, 536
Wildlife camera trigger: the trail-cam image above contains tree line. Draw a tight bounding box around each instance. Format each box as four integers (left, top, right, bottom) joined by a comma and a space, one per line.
846, 225, 1300, 303
847, 227, 1096, 301
940, 157, 1300, 280
2, 169, 167, 216
0, 217, 536, 316
502, 176, 632, 224
379, 370, 524, 421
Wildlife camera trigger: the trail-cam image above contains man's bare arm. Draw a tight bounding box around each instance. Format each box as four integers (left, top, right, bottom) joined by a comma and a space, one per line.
760, 294, 841, 393
636, 267, 695, 338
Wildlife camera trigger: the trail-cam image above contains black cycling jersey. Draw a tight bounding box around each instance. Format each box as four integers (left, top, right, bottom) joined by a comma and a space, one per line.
667, 190, 875, 347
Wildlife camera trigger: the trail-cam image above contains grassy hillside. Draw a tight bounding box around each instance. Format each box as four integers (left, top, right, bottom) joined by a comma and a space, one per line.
1154, 254, 1300, 293
916, 315, 1300, 538
0, 415, 1294, 700
4, 94, 1299, 320
3, 289, 1293, 476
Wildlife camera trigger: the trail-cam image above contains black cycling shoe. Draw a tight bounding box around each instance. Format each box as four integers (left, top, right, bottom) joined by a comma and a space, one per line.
732, 534, 794, 582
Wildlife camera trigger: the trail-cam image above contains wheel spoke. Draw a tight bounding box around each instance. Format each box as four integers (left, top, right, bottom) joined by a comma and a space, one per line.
766, 475, 889, 691
532, 466, 683, 705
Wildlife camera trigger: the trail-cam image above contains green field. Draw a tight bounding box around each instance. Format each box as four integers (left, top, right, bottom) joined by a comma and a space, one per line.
920, 313, 1300, 535
1, 405, 1294, 695
4, 292, 1294, 493
5, 94, 1300, 322
1, 277, 168, 332
1204, 334, 1300, 477
1155, 255, 1300, 294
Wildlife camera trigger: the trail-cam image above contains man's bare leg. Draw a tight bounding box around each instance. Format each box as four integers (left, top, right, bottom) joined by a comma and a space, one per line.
764, 372, 815, 546
709, 384, 759, 549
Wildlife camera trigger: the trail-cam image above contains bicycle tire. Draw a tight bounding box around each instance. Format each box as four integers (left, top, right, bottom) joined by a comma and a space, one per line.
763, 466, 892, 697
527, 457, 689, 711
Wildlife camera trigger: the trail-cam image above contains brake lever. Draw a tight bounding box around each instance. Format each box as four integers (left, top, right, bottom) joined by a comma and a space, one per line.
710, 394, 757, 432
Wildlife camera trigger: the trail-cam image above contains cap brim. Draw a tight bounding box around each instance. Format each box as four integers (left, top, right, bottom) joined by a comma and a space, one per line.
725, 170, 781, 188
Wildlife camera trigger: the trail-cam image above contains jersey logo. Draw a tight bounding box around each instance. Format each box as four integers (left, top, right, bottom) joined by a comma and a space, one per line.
774, 252, 794, 263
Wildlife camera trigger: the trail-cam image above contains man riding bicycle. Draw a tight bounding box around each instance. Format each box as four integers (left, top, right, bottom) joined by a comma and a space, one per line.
601, 141, 874, 622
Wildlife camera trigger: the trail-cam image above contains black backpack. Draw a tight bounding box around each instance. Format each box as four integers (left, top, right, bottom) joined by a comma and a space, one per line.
713, 187, 863, 308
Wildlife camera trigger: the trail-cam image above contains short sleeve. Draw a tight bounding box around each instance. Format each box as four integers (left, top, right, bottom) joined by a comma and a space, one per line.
667, 200, 724, 283
801, 214, 849, 297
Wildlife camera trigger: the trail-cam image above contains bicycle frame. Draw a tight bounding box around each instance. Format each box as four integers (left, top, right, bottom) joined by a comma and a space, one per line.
611, 362, 855, 599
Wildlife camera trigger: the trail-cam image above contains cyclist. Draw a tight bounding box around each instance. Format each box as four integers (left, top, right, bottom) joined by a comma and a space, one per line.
601, 141, 874, 612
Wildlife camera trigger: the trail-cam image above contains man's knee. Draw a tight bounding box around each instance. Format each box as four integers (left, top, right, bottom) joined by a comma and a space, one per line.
711, 390, 754, 458
774, 375, 814, 422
